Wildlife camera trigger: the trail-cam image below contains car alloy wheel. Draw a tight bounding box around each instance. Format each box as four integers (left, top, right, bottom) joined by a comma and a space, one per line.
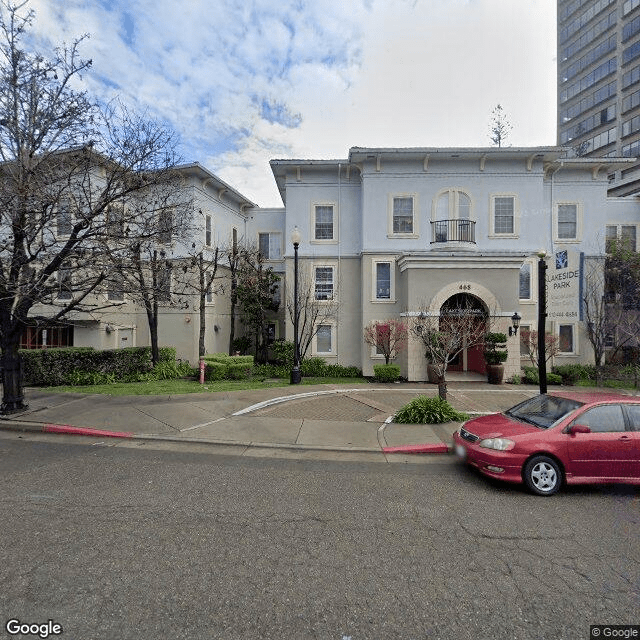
523, 455, 562, 496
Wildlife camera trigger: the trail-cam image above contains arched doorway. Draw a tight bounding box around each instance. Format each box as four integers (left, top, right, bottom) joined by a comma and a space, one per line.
440, 293, 488, 373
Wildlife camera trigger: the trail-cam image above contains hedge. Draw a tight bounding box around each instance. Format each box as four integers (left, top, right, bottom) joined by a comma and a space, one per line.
373, 364, 401, 383
203, 353, 254, 366
522, 366, 562, 386
21, 346, 178, 386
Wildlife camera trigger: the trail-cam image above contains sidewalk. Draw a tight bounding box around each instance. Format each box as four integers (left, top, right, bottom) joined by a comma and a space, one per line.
0, 382, 541, 459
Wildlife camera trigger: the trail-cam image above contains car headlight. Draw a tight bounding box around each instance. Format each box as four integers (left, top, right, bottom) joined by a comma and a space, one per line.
479, 438, 515, 451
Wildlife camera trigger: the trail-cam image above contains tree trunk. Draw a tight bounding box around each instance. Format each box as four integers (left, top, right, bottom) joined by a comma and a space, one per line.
229, 288, 237, 356
147, 300, 160, 367
199, 255, 206, 358
437, 375, 447, 401
1, 337, 28, 413
199, 290, 206, 358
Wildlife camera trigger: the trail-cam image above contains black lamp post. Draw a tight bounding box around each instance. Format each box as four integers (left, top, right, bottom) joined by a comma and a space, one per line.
509, 312, 521, 337
537, 250, 548, 394
290, 226, 302, 385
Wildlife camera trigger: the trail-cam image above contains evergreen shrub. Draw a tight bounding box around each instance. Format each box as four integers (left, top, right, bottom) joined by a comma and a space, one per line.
373, 364, 401, 383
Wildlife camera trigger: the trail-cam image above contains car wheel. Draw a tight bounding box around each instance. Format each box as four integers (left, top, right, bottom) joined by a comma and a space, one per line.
523, 456, 562, 496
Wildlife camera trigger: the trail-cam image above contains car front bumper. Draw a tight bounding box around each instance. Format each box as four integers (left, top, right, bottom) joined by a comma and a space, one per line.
453, 431, 525, 485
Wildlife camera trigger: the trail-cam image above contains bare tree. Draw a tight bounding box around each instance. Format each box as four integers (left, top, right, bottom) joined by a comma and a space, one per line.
363, 319, 407, 365
582, 253, 640, 385
409, 297, 489, 400
0, 0, 184, 411
105, 184, 194, 366
488, 104, 513, 148
286, 270, 339, 362
519, 329, 560, 368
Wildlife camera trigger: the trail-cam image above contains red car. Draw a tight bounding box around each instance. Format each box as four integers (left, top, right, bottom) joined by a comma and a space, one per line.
453, 392, 640, 496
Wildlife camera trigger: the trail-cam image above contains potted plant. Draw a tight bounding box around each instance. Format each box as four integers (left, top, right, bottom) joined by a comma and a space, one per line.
483, 332, 508, 384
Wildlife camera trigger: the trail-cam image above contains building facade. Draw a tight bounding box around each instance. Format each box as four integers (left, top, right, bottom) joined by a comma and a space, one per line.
24, 163, 264, 364
267, 146, 638, 380
21, 146, 639, 379
558, 0, 640, 194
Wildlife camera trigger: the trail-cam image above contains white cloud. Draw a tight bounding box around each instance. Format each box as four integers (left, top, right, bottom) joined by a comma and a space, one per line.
24, 0, 556, 206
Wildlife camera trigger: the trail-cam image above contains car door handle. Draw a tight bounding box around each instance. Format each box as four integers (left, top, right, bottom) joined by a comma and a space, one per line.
618, 435, 632, 442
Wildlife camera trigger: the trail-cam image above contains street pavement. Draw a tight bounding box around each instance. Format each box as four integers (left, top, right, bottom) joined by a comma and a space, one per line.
0, 379, 558, 460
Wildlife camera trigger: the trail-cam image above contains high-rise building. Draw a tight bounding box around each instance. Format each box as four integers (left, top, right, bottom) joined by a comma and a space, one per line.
558, 0, 640, 194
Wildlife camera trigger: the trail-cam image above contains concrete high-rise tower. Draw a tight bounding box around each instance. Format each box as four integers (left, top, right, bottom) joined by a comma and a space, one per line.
558, 0, 640, 194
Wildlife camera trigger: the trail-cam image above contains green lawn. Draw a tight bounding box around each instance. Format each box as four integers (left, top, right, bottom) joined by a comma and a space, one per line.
42, 376, 369, 396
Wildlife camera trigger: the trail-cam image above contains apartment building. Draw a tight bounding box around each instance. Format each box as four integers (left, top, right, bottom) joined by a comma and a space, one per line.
267, 146, 638, 381
558, 0, 640, 194
23, 162, 262, 364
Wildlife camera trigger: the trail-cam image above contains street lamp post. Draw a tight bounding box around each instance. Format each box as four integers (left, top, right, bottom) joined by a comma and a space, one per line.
290, 226, 302, 385
537, 250, 548, 394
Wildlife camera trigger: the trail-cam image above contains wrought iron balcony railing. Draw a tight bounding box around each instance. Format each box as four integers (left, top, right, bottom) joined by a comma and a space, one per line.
430, 219, 476, 244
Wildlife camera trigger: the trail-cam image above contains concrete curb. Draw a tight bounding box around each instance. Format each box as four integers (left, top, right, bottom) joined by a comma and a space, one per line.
383, 443, 451, 455
43, 424, 133, 438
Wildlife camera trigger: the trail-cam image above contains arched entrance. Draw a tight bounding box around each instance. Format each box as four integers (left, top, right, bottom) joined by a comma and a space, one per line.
440, 293, 488, 374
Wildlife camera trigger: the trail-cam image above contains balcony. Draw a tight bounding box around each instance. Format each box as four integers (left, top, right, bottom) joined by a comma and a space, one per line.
430, 219, 476, 246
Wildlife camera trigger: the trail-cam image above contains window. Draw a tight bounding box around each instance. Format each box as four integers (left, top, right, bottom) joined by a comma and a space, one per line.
314, 266, 334, 300
433, 190, 473, 242
58, 268, 72, 300
158, 265, 171, 302
258, 232, 281, 260
558, 324, 574, 353
57, 200, 72, 237
623, 404, 640, 429
20, 325, 73, 349
493, 196, 515, 234
205, 215, 212, 247
314, 205, 334, 241
573, 405, 626, 432
106, 203, 125, 238
606, 224, 637, 252
376, 262, 391, 300
316, 325, 332, 353
557, 204, 578, 240
107, 274, 124, 301
391, 196, 415, 235
519, 263, 531, 300
158, 209, 172, 244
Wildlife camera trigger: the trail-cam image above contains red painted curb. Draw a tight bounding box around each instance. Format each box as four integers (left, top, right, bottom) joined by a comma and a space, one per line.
383, 443, 450, 454
43, 424, 133, 438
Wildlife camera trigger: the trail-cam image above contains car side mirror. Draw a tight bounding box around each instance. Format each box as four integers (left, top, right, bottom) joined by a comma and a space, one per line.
565, 424, 591, 435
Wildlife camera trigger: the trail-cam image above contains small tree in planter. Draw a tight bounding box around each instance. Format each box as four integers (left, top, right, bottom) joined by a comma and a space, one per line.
483, 333, 508, 384
410, 301, 487, 401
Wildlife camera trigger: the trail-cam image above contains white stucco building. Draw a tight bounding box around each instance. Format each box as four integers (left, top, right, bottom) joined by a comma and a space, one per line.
23, 146, 640, 380
262, 146, 639, 380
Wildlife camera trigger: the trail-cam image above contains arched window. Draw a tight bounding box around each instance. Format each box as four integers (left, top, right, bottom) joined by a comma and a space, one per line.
432, 190, 474, 243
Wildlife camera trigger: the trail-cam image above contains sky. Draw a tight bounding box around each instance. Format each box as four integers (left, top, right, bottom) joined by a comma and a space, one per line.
28, 0, 557, 207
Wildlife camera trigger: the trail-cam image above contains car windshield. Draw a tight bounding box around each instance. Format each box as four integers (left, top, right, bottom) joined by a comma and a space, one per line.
504, 394, 584, 429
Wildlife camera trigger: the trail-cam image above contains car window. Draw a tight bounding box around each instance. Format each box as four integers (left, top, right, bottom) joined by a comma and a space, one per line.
573, 405, 626, 433
505, 394, 583, 429
623, 404, 640, 431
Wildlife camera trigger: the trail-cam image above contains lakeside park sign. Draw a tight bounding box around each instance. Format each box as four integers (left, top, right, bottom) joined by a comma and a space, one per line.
545, 248, 583, 322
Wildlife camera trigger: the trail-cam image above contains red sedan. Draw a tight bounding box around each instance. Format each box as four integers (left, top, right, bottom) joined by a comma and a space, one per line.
453, 392, 640, 496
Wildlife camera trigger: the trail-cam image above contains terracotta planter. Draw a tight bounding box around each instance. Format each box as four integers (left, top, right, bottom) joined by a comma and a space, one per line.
486, 364, 504, 385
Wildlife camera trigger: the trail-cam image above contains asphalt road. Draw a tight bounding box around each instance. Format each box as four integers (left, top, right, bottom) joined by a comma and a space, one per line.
0, 433, 638, 640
